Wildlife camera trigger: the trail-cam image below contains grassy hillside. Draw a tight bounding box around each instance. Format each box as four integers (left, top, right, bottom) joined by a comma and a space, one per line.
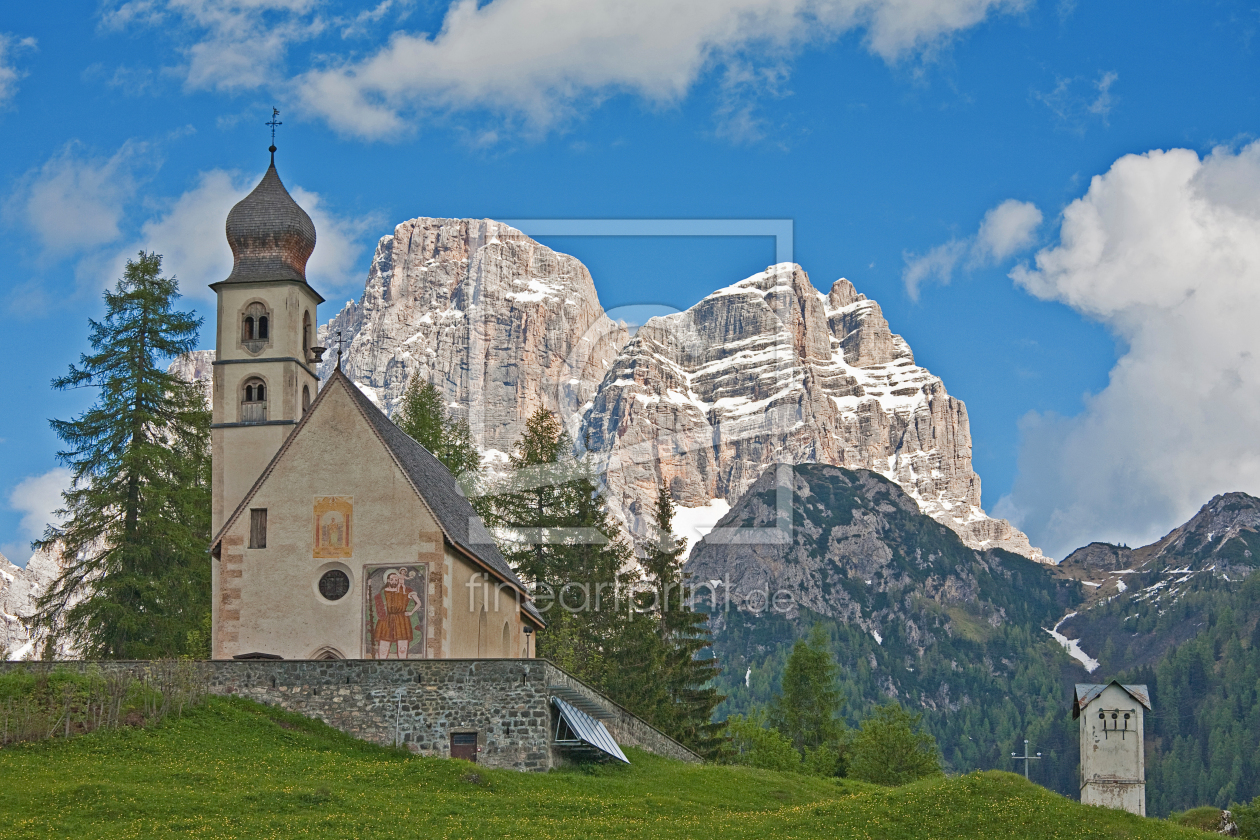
0, 696, 1209, 840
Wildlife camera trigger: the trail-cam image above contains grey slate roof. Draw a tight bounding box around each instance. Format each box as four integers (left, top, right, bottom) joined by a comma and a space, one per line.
1073, 681, 1151, 717
212, 368, 544, 625
221, 157, 318, 288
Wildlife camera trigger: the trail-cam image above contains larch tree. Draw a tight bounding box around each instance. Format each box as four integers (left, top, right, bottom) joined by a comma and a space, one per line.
32, 252, 211, 659
484, 408, 636, 689
393, 375, 481, 484
770, 623, 848, 774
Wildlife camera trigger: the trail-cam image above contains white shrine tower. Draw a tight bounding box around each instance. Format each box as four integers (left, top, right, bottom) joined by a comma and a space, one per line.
1073, 681, 1151, 816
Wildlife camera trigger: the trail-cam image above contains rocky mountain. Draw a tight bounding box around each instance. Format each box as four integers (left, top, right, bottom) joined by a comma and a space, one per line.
168, 349, 215, 407
687, 463, 1075, 666
1050, 491, 1259, 670
317, 218, 628, 461
687, 462, 1084, 790
1, 547, 71, 661
324, 229, 1044, 561
579, 263, 1045, 561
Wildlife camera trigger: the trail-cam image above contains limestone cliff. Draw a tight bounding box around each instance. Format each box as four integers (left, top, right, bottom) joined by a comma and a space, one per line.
317, 218, 629, 460
0, 547, 73, 660
579, 263, 1046, 561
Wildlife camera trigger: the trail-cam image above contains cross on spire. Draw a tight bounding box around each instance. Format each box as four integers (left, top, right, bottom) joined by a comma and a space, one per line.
267, 107, 282, 162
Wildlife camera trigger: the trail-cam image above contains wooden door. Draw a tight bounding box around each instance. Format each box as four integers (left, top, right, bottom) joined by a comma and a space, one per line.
450, 732, 477, 762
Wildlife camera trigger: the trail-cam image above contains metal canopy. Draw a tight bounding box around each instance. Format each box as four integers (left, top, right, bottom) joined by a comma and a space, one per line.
551, 696, 629, 764
547, 685, 615, 720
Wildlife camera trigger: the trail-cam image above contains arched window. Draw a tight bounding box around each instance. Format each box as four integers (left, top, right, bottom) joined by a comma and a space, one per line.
501, 621, 511, 658
303, 311, 312, 359
241, 302, 270, 354
302, 384, 311, 415
241, 377, 267, 423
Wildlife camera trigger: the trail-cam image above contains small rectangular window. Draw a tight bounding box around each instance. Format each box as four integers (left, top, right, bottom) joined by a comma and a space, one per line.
249, 509, 268, 549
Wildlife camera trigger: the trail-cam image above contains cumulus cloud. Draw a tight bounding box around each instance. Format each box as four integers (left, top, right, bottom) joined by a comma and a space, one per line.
6, 138, 375, 307
6, 141, 152, 255
102, 0, 1027, 138
0, 33, 37, 107
102, 167, 378, 301
997, 142, 1260, 559
2, 467, 71, 563
902, 198, 1041, 299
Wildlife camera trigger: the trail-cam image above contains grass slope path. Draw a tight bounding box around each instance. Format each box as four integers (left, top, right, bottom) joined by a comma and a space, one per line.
0, 697, 1208, 840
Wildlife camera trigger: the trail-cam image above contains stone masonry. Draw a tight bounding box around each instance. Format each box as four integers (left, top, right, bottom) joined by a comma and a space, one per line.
2, 659, 699, 771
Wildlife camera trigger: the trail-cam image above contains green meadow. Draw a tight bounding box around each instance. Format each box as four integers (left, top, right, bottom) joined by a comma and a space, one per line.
0, 697, 1210, 839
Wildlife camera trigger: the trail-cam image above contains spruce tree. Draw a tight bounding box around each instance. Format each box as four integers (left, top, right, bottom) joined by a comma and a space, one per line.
393, 375, 480, 481
636, 484, 726, 757
32, 252, 211, 659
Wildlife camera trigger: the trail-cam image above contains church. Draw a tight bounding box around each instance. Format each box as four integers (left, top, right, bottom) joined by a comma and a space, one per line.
208, 147, 544, 662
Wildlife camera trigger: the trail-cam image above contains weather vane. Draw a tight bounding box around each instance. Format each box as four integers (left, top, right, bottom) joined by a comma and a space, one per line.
267, 107, 282, 157
337, 329, 343, 370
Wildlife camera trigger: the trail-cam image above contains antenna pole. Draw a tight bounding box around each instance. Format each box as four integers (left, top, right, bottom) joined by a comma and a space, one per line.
1011, 738, 1042, 781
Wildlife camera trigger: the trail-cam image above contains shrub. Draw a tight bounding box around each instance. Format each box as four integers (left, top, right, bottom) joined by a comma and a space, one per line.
847, 703, 942, 786
725, 711, 804, 773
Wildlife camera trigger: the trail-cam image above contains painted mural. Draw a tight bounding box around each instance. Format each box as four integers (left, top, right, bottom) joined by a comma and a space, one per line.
364, 564, 427, 659
313, 496, 352, 558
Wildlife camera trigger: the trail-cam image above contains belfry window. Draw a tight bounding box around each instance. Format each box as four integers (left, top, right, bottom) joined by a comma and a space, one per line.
302, 384, 311, 414
241, 377, 267, 423
241, 302, 270, 354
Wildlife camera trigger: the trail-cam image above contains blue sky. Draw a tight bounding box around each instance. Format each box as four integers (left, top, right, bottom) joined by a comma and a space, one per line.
2, 0, 1260, 562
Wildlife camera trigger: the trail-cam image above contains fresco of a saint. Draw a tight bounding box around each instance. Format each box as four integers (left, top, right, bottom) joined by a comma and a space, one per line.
364, 565, 426, 659
313, 496, 353, 558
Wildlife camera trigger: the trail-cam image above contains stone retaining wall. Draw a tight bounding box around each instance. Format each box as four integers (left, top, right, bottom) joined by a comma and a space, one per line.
1, 659, 699, 771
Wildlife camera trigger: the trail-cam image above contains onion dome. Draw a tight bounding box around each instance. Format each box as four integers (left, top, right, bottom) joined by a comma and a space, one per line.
223, 154, 316, 284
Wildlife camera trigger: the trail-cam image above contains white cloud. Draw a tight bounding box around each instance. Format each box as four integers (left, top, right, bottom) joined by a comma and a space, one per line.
998, 142, 1260, 559
0, 33, 37, 107
975, 199, 1042, 262
103, 0, 1027, 138
3, 468, 72, 562
103, 0, 326, 92
902, 198, 1041, 299
299, 0, 1029, 137
7, 141, 152, 255
106, 168, 378, 300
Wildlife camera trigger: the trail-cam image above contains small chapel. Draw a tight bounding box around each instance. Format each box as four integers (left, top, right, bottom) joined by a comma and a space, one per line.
208, 147, 544, 662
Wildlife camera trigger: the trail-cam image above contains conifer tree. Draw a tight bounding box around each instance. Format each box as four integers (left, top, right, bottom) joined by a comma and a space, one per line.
636, 484, 726, 757
770, 624, 848, 773
32, 252, 211, 659
484, 409, 635, 685
393, 375, 480, 482
847, 703, 942, 785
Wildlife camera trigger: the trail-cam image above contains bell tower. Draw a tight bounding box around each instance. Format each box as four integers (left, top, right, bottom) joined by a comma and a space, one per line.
210, 144, 324, 536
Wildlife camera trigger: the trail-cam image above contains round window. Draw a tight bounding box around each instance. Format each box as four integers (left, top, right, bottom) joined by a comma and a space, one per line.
318, 569, 350, 601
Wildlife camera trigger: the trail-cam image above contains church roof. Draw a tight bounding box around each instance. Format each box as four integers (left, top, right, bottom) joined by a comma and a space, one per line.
1073, 681, 1151, 717
212, 368, 544, 626
219, 154, 321, 295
